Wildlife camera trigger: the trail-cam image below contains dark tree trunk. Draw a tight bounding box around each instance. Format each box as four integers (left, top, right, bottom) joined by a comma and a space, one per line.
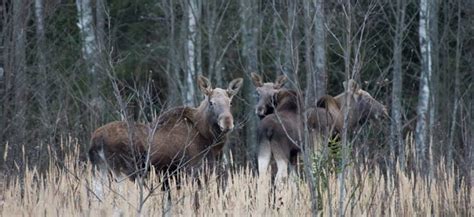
240, 0, 259, 167
390, 0, 406, 169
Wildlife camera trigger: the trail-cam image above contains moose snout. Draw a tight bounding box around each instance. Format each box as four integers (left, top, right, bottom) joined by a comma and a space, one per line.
218, 113, 234, 132
256, 107, 266, 119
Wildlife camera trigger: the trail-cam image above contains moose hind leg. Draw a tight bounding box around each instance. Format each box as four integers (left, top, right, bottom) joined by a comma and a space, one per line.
272, 146, 289, 184
258, 140, 272, 176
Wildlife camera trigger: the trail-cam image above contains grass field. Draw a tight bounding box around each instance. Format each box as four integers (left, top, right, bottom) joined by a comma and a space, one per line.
1, 137, 472, 216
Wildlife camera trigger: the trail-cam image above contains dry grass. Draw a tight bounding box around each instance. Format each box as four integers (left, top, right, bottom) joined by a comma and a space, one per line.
0, 137, 472, 216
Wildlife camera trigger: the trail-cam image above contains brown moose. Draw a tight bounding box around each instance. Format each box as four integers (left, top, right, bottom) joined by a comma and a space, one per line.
334, 79, 388, 130
251, 73, 388, 183
251, 73, 340, 182
88, 75, 243, 180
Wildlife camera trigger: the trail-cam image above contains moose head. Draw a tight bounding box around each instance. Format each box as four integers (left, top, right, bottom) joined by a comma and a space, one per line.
250, 72, 288, 119
197, 75, 243, 132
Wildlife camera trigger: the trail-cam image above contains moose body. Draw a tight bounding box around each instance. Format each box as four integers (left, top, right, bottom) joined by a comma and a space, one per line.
256, 90, 303, 182
334, 79, 388, 130
251, 73, 388, 183
89, 76, 243, 180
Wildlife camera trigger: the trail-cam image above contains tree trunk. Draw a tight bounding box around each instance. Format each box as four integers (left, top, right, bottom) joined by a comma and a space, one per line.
184, 0, 200, 106
240, 0, 259, 167
303, 0, 314, 105
34, 0, 51, 142
163, 0, 182, 106
304, 0, 327, 106
313, 0, 326, 100
11, 0, 29, 145
284, 0, 297, 81
0, 0, 9, 143
447, 1, 462, 167
206, 0, 219, 85
415, 0, 432, 173
76, 0, 103, 127
428, 0, 438, 177
338, 1, 353, 216
95, 0, 106, 62
76, 0, 98, 94
390, 0, 406, 169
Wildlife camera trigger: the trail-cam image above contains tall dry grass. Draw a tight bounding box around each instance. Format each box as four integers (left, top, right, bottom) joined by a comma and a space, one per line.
0, 137, 472, 216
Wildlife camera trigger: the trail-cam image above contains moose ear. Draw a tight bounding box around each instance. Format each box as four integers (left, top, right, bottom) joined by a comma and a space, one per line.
227, 78, 244, 97
273, 75, 287, 89
343, 79, 360, 93
198, 75, 212, 96
251, 72, 263, 87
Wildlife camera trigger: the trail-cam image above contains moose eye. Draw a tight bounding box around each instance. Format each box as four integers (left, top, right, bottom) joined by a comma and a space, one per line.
209, 101, 214, 107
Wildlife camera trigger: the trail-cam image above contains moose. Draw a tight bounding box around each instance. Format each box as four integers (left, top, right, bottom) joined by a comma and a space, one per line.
251, 73, 388, 183
89, 75, 243, 181
333, 79, 388, 130
251, 73, 341, 182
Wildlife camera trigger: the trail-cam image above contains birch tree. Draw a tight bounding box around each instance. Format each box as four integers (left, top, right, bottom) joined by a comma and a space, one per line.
415, 0, 432, 171
76, 0, 103, 119
184, 0, 201, 106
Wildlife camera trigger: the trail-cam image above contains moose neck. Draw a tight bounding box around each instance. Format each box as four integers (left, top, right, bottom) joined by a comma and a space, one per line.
275, 90, 300, 113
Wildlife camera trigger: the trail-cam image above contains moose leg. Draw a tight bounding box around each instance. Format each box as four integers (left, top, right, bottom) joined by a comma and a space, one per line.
272, 145, 289, 208
272, 147, 289, 184
258, 140, 272, 176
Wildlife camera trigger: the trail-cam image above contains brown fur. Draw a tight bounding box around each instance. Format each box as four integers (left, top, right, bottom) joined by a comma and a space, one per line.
89, 121, 149, 178
334, 79, 388, 130
89, 76, 243, 180
257, 89, 303, 181
307, 95, 343, 136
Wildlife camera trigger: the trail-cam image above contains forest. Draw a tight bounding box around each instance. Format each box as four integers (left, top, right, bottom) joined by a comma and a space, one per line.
0, 0, 472, 215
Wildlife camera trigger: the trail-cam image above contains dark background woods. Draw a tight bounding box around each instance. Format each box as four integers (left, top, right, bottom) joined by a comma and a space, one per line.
0, 0, 472, 180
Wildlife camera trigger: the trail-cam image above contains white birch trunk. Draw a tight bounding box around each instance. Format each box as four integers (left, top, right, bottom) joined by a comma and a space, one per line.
184, 0, 200, 106
76, 0, 100, 99
415, 0, 432, 171
76, 0, 97, 76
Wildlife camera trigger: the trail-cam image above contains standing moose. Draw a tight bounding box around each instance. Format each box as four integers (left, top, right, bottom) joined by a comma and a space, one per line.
89, 76, 243, 180
251, 73, 388, 183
